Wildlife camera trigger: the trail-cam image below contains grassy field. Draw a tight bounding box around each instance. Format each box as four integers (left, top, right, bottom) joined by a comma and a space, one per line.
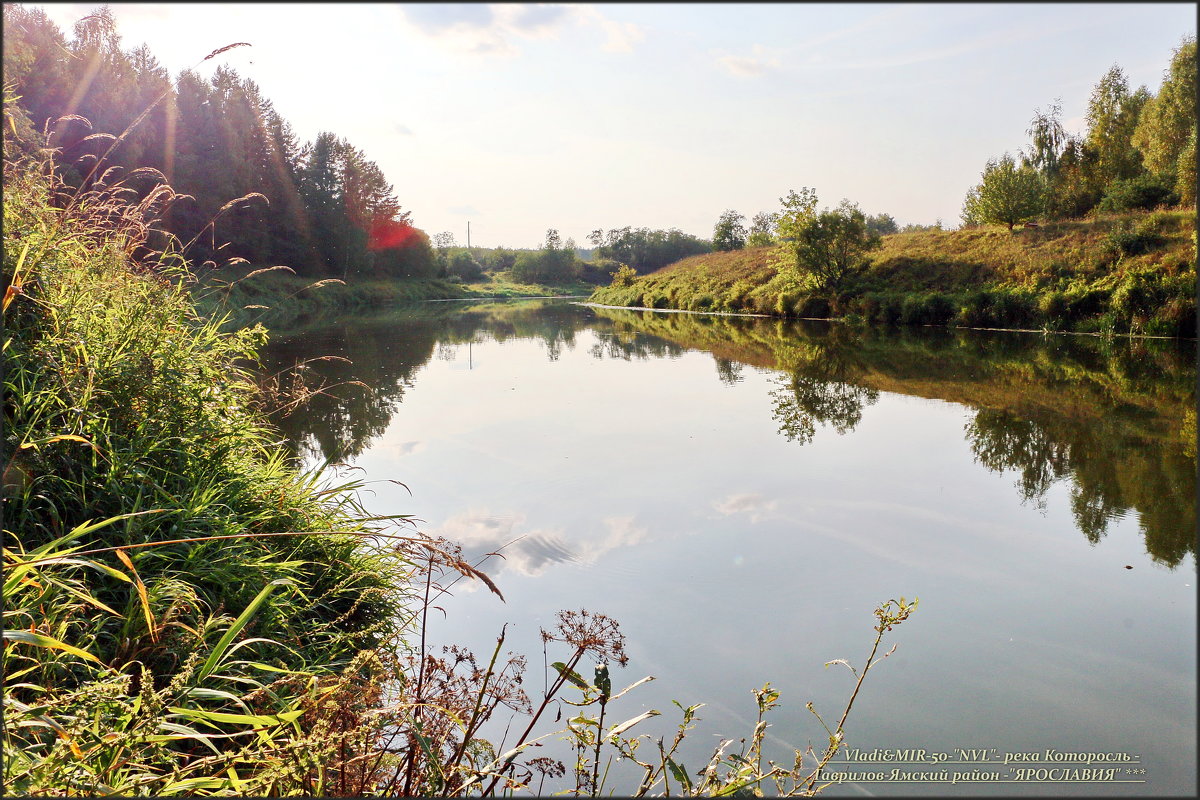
590, 209, 1197, 337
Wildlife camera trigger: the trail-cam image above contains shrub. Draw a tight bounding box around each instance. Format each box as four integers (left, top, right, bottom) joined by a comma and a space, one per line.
609, 263, 638, 287
1109, 271, 1160, 327
1103, 220, 1164, 258
956, 291, 992, 327
795, 295, 831, 318
1098, 174, 1179, 212
1038, 291, 1068, 327
775, 290, 801, 316
989, 290, 1035, 327
447, 250, 484, 282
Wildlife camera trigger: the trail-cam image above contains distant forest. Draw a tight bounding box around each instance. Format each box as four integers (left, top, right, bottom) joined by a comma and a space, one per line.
4, 5, 438, 280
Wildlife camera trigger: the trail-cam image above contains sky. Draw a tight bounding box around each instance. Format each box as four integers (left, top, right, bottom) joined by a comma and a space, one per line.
26, 2, 1198, 248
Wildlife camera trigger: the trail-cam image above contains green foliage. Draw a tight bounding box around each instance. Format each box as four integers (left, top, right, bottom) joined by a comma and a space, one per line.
712, 209, 747, 251
864, 213, 899, 237
610, 264, 639, 287
746, 211, 780, 247
510, 229, 581, 285
1098, 173, 1179, 212
1103, 219, 1165, 258
1085, 66, 1150, 185
782, 199, 882, 292
774, 187, 820, 244
1175, 128, 1196, 205
1025, 99, 1069, 177
1132, 35, 1197, 178
588, 225, 711, 273
2, 160, 430, 794
962, 153, 1045, 230
447, 250, 484, 282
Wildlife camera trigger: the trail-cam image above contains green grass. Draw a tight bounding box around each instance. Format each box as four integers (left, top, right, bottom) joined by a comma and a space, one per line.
590, 209, 1197, 336
3, 158, 420, 793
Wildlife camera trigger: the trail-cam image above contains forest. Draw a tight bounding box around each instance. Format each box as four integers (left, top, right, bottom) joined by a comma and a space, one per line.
4, 5, 438, 281
3, 5, 727, 293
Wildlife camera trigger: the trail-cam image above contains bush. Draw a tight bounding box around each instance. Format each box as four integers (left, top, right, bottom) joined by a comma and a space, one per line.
447, 250, 484, 282
775, 290, 801, 316
795, 295, 831, 318
989, 290, 1035, 327
898, 293, 954, 326
1103, 220, 1163, 258
1110, 271, 1160, 327
1062, 287, 1109, 321
1098, 174, 1179, 213
956, 291, 992, 327
609, 263, 638, 287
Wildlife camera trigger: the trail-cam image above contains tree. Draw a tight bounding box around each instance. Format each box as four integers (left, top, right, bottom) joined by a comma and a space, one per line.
511, 228, 579, 284
961, 153, 1044, 230
746, 211, 779, 247
782, 199, 881, 292
1024, 99, 1068, 177
1085, 66, 1149, 186
712, 209, 746, 251
590, 226, 710, 272
1132, 36, 1197, 200
775, 188, 819, 244
864, 213, 898, 237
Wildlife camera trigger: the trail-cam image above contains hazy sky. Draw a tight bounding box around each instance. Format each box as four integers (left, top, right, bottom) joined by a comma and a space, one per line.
30, 2, 1197, 248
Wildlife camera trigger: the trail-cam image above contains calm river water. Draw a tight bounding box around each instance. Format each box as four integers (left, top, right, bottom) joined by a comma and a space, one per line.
261, 299, 1196, 796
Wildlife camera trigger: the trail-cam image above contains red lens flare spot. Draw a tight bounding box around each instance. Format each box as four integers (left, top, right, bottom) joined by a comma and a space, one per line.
368, 218, 421, 251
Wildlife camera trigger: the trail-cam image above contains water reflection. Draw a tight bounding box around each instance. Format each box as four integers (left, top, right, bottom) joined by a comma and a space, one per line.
261, 300, 1195, 567
591, 307, 1196, 568
259, 301, 590, 462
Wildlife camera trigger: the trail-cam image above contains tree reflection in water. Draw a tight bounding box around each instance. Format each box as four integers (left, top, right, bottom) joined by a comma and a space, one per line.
261, 301, 1195, 567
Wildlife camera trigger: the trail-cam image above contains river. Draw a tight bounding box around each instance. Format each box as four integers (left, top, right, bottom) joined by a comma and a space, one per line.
260, 298, 1196, 796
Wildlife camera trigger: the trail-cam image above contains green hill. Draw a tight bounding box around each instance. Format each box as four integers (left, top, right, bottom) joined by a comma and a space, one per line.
590, 209, 1196, 337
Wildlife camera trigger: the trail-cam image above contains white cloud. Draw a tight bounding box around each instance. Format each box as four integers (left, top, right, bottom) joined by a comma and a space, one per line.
713, 492, 778, 523
715, 44, 781, 78
397, 3, 643, 58
429, 510, 652, 581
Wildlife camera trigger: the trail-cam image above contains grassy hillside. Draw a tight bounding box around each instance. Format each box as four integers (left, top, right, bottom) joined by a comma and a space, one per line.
591, 209, 1197, 337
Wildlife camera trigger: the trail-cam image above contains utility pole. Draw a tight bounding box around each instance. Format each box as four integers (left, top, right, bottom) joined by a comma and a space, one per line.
467, 221, 471, 249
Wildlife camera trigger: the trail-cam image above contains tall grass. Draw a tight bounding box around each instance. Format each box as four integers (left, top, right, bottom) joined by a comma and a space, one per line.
1, 132, 433, 792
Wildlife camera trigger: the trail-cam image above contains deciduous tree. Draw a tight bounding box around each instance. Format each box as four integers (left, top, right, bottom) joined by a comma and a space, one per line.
780, 197, 881, 292
1132, 35, 1197, 201
712, 209, 746, 251
962, 153, 1044, 230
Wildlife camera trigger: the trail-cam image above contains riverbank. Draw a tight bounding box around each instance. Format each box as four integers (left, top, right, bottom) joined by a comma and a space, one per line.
3, 163, 428, 793
589, 209, 1197, 337
205, 269, 599, 329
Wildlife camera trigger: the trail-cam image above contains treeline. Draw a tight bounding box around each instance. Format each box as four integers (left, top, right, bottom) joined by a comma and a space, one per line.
3, 5, 438, 280
708, 208, 935, 254
586, 226, 712, 272
428, 226, 713, 286
963, 36, 1196, 229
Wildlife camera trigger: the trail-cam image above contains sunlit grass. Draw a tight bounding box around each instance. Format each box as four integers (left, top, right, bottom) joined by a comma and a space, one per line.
591, 210, 1197, 336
